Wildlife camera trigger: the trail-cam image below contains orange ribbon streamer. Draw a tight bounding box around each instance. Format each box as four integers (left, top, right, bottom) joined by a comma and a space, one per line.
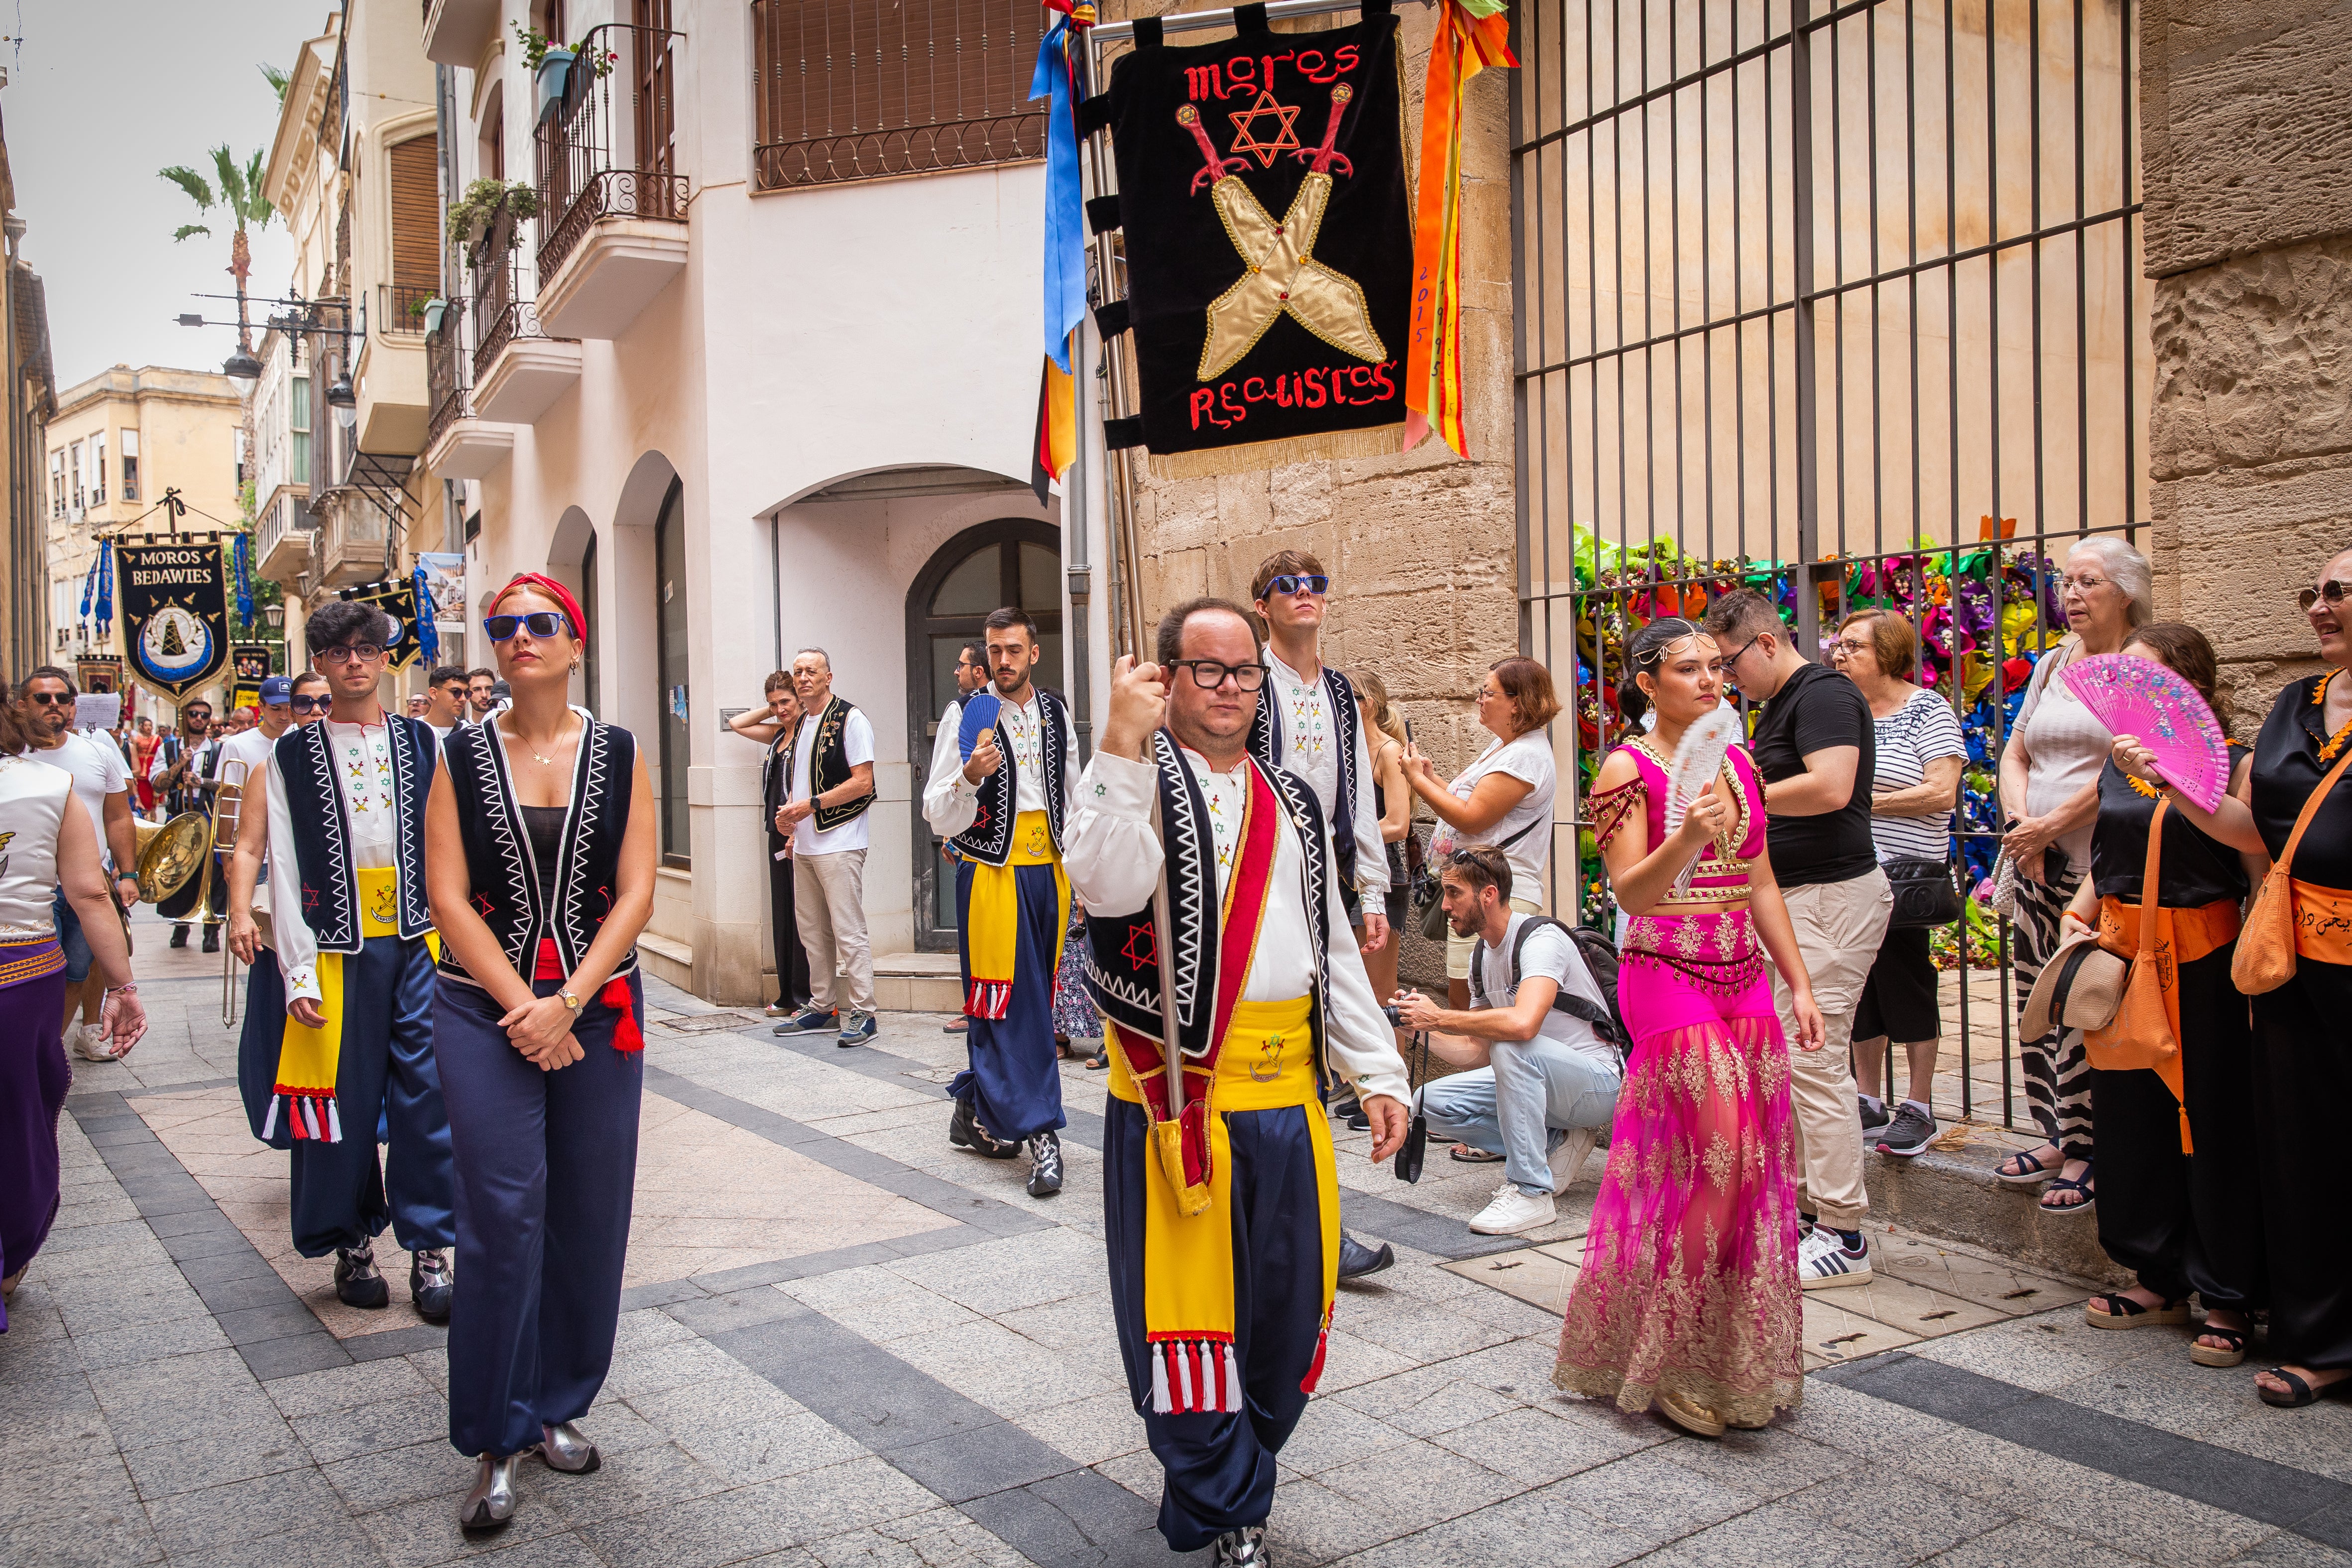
1404, 1, 1516, 459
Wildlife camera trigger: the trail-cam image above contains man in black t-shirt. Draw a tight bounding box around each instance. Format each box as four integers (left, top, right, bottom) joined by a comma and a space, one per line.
1706, 589, 1892, 1292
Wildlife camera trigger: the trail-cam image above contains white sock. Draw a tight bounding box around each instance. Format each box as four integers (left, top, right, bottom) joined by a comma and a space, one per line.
1859, 1092, 1885, 1117
1902, 1099, 1932, 1118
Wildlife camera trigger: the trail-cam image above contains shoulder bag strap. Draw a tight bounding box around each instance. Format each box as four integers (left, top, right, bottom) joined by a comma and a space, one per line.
2138, 798, 2166, 958
2276, 743, 2352, 878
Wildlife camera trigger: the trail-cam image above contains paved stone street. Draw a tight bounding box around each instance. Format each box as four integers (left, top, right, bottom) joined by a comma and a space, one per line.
8, 913, 2352, 1568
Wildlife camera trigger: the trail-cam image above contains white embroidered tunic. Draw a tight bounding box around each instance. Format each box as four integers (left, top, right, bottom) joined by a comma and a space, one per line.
268, 720, 396, 1005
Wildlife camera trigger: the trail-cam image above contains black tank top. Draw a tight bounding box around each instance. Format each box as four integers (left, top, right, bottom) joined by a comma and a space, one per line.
2089, 743, 2250, 907
520, 804, 565, 908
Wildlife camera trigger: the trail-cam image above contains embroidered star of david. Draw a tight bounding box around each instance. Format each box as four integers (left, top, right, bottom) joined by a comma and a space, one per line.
1121, 921, 1159, 969
472, 891, 495, 919
1226, 90, 1301, 168
303, 885, 320, 912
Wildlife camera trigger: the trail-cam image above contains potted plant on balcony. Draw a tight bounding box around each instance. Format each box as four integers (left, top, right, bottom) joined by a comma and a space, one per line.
420, 297, 447, 335
445, 179, 540, 269
515, 22, 619, 121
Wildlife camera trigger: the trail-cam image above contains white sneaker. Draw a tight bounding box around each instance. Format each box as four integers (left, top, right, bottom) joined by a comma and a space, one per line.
1468, 1184, 1557, 1235
1547, 1127, 1601, 1191
1797, 1226, 1873, 1290
66, 1023, 114, 1063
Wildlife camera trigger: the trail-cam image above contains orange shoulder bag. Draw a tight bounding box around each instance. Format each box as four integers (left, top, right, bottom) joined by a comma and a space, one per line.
2088, 799, 2176, 1071
2233, 744, 2352, 995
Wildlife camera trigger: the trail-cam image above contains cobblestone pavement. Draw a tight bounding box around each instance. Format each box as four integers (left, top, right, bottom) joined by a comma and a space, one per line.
9, 914, 2352, 1568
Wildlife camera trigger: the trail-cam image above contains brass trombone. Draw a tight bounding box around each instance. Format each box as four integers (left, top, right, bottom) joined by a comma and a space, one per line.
212, 757, 249, 1026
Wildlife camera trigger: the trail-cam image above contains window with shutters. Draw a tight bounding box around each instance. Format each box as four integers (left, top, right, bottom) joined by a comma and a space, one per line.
385, 134, 441, 334
120, 430, 138, 501
89, 432, 106, 506
749, 0, 1048, 190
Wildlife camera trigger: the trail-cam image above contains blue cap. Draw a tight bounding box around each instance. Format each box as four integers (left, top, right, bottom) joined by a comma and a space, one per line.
259, 675, 294, 705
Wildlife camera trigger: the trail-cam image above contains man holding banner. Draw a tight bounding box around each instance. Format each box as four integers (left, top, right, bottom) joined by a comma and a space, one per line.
923, 608, 1080, 1200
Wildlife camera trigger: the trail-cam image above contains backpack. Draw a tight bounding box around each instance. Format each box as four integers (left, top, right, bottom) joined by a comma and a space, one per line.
1469, 916, 1631, 1063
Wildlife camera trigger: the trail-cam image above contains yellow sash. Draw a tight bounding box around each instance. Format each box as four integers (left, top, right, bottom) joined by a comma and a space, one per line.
963, 811, 1068, 1019
1108, 995, 1339, 1413
268, 867, 432, 1143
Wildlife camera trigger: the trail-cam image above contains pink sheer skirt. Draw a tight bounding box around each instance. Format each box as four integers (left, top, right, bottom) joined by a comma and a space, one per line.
1554, 912, 1804, 1425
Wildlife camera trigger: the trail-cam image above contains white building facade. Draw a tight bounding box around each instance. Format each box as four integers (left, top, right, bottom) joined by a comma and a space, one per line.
422, 0, 1101, 1004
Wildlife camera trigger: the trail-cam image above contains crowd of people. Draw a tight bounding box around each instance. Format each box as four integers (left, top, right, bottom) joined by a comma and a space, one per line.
3, 533, 2349, 1560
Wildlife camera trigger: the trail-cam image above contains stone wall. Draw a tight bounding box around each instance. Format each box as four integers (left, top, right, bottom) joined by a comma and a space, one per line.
2141, 0, 2352, 721
1106, 2, 1522, 983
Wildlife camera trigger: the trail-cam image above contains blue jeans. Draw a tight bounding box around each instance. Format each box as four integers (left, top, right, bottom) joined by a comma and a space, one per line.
1423, 1037, 1621, 1197
48, 887, 92, 983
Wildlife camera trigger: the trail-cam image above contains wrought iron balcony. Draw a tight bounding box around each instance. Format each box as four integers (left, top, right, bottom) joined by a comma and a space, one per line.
379, 282, 439, 337
535, 22, 690, 285
469, 220, 563, 383
426, 298, 470, 448
466, 205, 584, 424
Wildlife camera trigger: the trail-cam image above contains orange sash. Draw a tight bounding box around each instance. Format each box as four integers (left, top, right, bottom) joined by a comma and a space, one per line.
2290, 878, 2352, 965
2090, 895, 2240, 1154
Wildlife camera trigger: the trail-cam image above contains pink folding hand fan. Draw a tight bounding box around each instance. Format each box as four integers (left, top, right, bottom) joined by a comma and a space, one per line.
2058, 653, 2230, 812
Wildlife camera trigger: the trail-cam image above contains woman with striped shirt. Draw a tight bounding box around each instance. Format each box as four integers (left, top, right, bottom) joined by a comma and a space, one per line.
1834, 609, 1965, 1158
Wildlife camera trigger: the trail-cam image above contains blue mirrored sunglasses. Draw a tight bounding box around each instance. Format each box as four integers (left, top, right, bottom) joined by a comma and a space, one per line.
1265, 573, 1329, 597
483, 611, 570, 642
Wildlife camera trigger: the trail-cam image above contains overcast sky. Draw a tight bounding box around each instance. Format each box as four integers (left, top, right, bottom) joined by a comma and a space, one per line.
9, 0, 334, 390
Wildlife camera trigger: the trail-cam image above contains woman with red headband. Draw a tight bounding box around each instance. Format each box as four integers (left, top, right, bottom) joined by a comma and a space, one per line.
423, 572, 656, 1533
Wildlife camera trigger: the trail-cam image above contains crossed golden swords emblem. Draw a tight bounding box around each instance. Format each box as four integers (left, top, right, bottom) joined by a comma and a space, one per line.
1178, 85, 1387, 381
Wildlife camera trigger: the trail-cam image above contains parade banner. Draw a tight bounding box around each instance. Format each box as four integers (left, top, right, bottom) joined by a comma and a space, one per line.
230, 643, 275, 714
117, 543, 231, 701
75, 656, 121, 696
418, 551, 467, 661
339, 579, 424, 670
1091, 1, 1411, 478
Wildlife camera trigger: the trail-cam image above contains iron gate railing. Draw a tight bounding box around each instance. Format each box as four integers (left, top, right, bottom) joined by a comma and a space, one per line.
1511, 0, 2146, 1127
536, 21, 691, 281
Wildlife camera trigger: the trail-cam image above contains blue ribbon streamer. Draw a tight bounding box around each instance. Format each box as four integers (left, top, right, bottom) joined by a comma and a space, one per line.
414, 563, 439, 664
95, 541, 113, 635
79, 551, 98, 621
232, 534, 254, 625
1032, 16, 1086, 372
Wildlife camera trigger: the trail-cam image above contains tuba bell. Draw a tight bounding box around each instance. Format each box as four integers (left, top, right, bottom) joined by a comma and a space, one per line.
134, 812, 212, 904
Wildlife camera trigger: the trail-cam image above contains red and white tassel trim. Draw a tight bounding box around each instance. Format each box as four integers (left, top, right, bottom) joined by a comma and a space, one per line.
262, 1090, 343, 1144
1149, 1337, 1243, 1414
964, 978, 1013, 1021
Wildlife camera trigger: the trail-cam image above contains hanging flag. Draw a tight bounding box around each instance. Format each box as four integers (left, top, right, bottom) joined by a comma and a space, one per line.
117, 542, 230, 700
1032, 4, 1094, 372
231, 533, 255, 625
1031, 348, 1078, 505
79, 551, 99, 623
340, 579, 425, 670
413, 562, 440, 664
95, 540, 115, 637
1403, 0, 1516, 460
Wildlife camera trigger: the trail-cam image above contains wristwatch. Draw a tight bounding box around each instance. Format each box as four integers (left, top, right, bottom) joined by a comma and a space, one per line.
558, 989, 585, 1014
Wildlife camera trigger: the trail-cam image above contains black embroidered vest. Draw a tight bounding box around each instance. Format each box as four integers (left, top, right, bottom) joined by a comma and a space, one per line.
949, 688, 1072, 866
1084, 729, 1334, 1063
275, 715, 436, 953
1248, 663, 1362, 892
438, 710, 638, 983
778, 696, 873, 832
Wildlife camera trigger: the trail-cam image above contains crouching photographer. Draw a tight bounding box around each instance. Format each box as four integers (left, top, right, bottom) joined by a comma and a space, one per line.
1391, 844, 1623, 1238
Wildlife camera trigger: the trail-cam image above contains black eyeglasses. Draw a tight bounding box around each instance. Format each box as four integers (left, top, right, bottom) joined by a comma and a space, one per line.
2299, 581, 2352, 612
23, 691, 71, 706
1167, 658, 1269, 692
317, 643, 382, 665
1263, 574, 1329, 598
483, 611, 569, 642
289, 695, 330, 715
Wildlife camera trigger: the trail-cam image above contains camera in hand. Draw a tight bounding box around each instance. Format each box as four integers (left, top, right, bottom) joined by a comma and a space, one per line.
1381, 1002, 1406, 1027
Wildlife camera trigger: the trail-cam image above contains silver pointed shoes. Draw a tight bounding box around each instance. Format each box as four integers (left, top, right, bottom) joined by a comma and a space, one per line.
458, 1453, 520, 1532
1215, 1526, 1271, 1567
538, 1421, 600, 1474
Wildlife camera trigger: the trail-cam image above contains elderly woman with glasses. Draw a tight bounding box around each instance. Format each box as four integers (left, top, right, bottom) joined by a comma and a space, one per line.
1994, 535, 2151, 1214
2111, 553, 2352, 1408
1401, 658, 1562, 1009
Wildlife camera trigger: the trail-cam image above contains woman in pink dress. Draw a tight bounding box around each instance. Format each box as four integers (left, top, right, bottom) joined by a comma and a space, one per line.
1554, 617, 1826, 1437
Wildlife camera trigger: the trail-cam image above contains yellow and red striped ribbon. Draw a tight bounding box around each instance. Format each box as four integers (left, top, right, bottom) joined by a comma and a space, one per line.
1404, 0, 1517, 460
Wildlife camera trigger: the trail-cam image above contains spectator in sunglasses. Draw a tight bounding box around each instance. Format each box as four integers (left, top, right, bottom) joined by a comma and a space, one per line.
16, 667, 139, 1062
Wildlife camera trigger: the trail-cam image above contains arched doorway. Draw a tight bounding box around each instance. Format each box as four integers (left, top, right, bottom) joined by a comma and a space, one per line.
905, 519, 1061, 950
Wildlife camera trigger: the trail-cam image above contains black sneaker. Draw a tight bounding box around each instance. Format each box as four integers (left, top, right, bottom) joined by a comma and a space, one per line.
1026, 1132, 1063, 1198
334, 1243, 389, 1309
1858, 1094, 1891, 1139
1877, 1104, 1938, 1158
410, 1247, 453, 1322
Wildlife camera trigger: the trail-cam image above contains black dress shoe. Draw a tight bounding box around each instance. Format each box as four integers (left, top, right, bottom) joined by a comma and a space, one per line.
169, 924, 189, 950
410, 1247, 453, 1323
334, 1243, 390, 1309
1337, 1234, 1394, 1281
201, 925, 220, 954
948, 1097, 1020, 1159
1027, 1132, 1064, 1198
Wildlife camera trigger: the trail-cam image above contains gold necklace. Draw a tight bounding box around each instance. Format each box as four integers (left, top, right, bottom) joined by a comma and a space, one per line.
517, 714, 575, 767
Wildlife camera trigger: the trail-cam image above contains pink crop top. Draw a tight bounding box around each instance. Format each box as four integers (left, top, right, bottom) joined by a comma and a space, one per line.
1586, 738, 1766, 905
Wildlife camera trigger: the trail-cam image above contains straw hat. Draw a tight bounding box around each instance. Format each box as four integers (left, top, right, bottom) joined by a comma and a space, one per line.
2019, 927, 2127, 1040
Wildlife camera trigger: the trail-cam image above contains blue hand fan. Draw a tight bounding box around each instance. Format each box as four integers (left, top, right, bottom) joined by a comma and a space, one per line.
957, 692, 1002, 761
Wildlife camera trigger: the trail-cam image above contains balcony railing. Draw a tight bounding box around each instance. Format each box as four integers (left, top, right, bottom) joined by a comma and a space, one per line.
469, 213, 566, 380
379, 281, 439, 336
536, 22, 690, 282
426, 297, 471, 447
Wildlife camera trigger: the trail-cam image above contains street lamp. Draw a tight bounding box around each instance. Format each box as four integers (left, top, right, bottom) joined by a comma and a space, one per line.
262, 603, 284, 630
327, 373, 357, 429
222, 347, 262, 380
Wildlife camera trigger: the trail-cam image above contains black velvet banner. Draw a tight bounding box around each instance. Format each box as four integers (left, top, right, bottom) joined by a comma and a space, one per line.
1099, 3, 1409, 473
117, 543, 230, 701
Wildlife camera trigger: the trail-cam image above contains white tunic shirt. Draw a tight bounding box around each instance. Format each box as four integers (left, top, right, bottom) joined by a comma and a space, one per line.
1061, 746, 1410, 1105
1263, 650, 1389, 897
268, 720, 397, 1005
922, 689, 1082, 838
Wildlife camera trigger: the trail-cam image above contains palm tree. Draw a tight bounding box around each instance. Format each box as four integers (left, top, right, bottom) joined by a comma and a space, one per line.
160, 145, 276, 369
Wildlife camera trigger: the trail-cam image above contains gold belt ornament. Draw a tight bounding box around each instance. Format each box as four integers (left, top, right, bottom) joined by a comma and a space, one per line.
1178, 86, 1387, 381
